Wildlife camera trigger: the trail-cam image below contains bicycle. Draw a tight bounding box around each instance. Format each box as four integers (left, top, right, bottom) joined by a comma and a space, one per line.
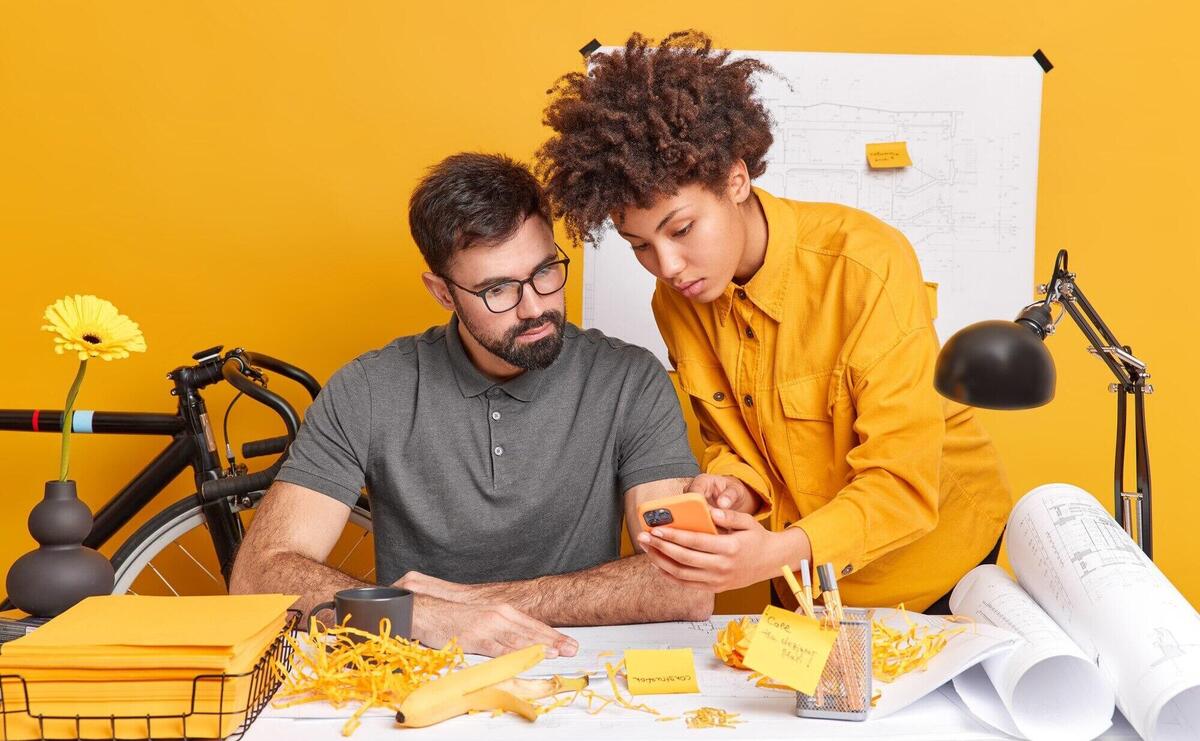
0, 345, 374, 605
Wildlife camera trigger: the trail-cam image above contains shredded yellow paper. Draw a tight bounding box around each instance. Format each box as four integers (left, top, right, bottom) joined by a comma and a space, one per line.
271, 616, 463, 735
583, 659, 661, 715
712, 618, 791, 692
684, 706, 744, 729
870, 607, 965, 683
716, 608, 971, 696
713, 617, 755, 670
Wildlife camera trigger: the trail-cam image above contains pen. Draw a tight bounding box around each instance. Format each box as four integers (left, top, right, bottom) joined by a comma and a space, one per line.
817, 563, 844, 627
799, 559, 815, 617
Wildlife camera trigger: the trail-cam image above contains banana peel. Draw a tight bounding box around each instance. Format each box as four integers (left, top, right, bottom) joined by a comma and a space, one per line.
493, 675, 589, 702
395, 644, 589, 728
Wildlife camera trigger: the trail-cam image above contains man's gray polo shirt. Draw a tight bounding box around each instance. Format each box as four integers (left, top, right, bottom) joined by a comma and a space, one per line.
275, 317, 699, 585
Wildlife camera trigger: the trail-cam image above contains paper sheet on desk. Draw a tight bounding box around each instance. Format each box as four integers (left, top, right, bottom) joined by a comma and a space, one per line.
868, 608, 1018, 718
254, 685, 1026, 740
266, 621, 689, 719
265, 614, 1014, 724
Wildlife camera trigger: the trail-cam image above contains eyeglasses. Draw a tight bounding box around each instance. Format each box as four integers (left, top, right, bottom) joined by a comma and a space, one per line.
442, 245, 571, 313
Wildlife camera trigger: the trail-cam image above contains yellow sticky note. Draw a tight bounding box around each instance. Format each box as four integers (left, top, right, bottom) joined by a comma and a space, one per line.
623, 648, 700, 695
741, 605, 838, 695
866, 141, 912, 168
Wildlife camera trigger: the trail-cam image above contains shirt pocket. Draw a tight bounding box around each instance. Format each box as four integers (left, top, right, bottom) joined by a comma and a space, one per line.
677, 360, 737, 412
778, 373, 836, 499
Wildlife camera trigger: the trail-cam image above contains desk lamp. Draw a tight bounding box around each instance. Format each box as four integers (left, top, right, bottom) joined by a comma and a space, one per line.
934, 249, 1154, 556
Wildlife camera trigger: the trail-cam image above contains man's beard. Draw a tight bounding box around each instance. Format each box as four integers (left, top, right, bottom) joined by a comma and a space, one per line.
455, 303, 567, 371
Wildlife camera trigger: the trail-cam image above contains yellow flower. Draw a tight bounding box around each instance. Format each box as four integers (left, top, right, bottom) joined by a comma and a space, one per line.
41, 294, 147, 361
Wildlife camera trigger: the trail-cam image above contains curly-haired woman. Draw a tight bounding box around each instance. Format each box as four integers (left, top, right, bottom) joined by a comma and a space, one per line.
536, 31, 1012, 613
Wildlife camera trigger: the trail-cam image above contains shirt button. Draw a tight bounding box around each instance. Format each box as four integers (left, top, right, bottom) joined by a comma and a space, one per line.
842, 565, 853, 576
743, 395, 754, 407
736, 289, 747, 300
713, 391, 726, 402
493, 446, 504, 456
745, 327, 755, 339
491, 411, 501, 421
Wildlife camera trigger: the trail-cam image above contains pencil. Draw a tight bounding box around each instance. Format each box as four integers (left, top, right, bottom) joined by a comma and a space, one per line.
779, 566, 814, 618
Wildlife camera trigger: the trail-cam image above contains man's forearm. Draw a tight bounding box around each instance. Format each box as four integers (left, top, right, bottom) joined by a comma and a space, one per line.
428, 554, 714, 626
229, 550, 370, 620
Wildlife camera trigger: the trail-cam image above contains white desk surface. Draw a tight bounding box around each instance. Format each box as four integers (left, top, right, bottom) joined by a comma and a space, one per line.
250, 617, 1139, 740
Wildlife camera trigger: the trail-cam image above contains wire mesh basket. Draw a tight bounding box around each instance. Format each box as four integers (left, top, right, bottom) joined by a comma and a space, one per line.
0, 609, 299, 741
794, 607, 872, 721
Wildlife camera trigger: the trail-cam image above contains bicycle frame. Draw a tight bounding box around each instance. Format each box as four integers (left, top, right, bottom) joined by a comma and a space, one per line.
1, 347, 316, 604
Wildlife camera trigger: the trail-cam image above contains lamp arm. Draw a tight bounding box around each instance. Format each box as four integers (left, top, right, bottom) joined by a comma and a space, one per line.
1042, 248, 1150, 390
1042, 249, 1153, 557
1055, 290, 1139, 386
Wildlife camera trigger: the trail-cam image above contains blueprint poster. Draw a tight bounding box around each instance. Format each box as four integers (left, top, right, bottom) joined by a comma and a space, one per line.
582, 50, 1044, 367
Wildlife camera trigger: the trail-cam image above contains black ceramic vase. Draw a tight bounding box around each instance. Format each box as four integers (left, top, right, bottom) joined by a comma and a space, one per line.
6, 480, 115, 616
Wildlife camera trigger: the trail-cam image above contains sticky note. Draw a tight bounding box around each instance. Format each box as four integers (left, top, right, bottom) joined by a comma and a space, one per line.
866, 141, 912, 168
741, 605, 838, 695
623, 648, 700, 695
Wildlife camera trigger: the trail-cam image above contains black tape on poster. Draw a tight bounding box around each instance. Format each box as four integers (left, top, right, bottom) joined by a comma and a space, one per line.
579, 38, 602, 58
1032, 49, 1053, 73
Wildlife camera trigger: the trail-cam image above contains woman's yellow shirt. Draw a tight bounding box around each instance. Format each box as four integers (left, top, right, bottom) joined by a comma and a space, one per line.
651, 187, 1012, 611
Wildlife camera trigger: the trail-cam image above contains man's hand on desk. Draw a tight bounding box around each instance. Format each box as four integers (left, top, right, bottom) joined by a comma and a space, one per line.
402, 587, 580, 659
395, 570, 472, 603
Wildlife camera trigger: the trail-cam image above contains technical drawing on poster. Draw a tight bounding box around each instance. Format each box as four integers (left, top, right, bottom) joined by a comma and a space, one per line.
582, 49, 1044, 367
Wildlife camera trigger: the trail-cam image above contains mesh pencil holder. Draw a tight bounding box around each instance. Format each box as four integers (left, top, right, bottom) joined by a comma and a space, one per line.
794, 607, 872, 721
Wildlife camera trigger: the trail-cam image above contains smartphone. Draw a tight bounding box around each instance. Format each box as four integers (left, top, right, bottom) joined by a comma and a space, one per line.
638, 492, 718, 535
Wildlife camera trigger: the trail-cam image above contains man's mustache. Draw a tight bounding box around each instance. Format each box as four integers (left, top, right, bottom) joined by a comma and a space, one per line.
506, 311, 564, 341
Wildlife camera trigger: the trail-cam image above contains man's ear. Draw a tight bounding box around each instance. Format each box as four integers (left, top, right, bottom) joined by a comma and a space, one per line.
421, 272, 455, 311
727, 159, 752, 204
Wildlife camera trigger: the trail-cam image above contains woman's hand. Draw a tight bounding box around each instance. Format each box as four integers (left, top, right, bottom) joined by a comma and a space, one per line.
637, 508, 810, 592
688, 474, 760, 514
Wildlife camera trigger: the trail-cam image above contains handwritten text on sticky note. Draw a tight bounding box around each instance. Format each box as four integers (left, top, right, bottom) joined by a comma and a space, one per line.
741, 605, 838, 695
623, 648, 699, 695
866, 141, 913, 168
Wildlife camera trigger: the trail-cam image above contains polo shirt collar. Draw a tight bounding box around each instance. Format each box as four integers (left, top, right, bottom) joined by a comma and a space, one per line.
444, 315, 547, 402
717, 187, 794, 325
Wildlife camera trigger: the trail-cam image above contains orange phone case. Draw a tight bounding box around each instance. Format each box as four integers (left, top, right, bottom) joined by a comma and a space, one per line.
638, 492, 718, 535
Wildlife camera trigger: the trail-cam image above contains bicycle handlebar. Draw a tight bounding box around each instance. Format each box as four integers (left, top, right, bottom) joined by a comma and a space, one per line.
241, 435, 289, 458
198, 349, 319, 503
221, 355, 301, 438
201, 463, 280, 501
243, 352, 321, 400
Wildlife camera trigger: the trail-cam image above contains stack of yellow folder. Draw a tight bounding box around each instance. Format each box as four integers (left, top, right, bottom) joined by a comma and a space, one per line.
0, 594, 296, 740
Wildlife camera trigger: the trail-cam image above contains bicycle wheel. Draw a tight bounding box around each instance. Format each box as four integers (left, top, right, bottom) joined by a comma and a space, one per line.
110, 492, 374, 596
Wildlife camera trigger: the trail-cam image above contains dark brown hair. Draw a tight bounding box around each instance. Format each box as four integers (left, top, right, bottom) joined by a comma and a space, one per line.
536, 30, 775, 244
408, 152, 551, 275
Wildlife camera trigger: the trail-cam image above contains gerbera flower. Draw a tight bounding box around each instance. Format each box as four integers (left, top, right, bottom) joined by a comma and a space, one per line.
40, 294, 146, 480
42, 294, 147, 361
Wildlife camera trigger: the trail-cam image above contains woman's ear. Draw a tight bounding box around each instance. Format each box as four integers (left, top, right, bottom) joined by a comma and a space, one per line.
727, 159, 753, 203
421, 272, 456, 311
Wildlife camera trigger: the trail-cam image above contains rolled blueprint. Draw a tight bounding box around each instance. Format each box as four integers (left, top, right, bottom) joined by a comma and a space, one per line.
950, 564, 1114, 740
1005, 483, 1200, 741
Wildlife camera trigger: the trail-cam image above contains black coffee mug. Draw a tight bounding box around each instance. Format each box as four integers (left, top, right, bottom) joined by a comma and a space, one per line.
306, 586, 414, 639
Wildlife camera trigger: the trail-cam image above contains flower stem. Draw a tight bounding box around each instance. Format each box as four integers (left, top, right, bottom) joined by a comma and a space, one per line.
58, 359, 88, 481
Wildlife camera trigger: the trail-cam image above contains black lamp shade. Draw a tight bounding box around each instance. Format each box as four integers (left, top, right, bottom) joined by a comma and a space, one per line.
935, 320, 1056, 409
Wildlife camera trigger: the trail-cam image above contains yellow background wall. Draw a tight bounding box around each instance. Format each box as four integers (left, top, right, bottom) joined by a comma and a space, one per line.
2, 2, 1197, 611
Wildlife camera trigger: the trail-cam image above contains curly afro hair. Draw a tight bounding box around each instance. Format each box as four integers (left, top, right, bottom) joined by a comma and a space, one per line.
536, 30, 775, 244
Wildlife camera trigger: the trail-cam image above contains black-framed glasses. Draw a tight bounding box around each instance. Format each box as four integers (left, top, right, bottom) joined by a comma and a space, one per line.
441, 245, 571, 313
